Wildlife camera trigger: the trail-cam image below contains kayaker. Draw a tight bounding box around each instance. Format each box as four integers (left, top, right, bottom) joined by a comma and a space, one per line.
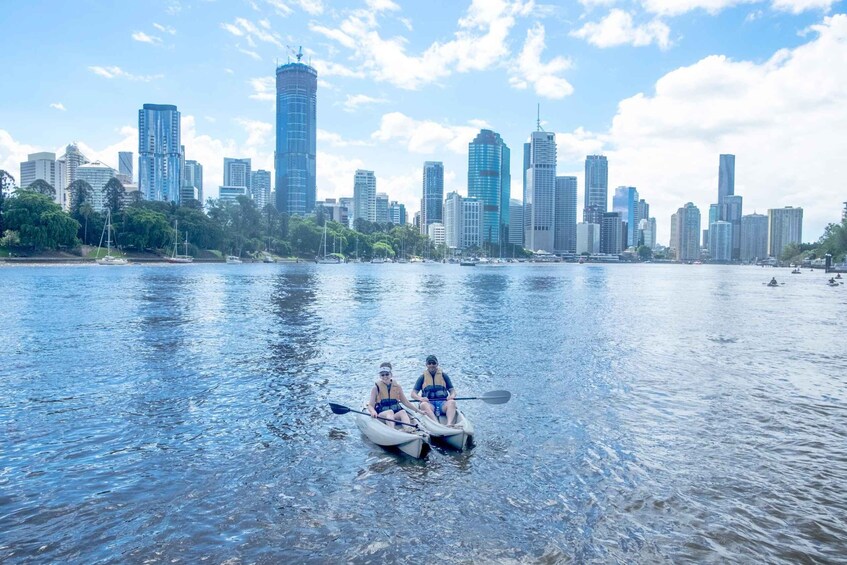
769, 277, 778, 286
412, 355, 458, 426
367, 362, 417, 428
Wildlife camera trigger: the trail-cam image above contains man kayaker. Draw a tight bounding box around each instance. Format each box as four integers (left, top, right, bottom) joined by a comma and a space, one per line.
412, 355, 458, 426
367, 362, 417, 428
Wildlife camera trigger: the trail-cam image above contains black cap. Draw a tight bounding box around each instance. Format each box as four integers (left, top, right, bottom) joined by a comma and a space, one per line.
426, 355, 438, 364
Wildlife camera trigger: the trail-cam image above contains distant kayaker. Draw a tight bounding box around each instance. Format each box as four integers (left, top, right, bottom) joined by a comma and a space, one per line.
412, 355, 458, 426
769, 277, 778, 286
367, 362, 417, 428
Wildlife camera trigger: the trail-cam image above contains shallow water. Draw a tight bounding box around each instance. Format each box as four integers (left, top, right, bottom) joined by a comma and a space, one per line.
1, 263, 846, 563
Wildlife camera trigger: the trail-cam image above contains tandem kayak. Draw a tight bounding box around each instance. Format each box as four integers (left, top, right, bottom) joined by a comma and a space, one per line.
355, 410, 431, 459
412, 410, 474, 450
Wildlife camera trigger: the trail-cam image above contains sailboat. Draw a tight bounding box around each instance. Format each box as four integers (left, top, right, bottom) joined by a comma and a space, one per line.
167, 220, 193, 263
96, 209, 128, 265
315, 222, 341, 263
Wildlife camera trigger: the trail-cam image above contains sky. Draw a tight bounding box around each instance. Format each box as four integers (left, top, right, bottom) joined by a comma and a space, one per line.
1, 0, 846, 245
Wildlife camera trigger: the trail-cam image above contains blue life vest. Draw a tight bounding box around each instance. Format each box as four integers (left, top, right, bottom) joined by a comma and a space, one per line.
420, 369, 449, 400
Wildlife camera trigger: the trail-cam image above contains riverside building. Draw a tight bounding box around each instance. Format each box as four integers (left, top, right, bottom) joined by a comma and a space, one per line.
139, 104, 182, 204
468, 129, 510, 246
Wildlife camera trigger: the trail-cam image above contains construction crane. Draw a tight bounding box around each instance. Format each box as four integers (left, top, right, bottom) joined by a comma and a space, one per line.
286, 45, 303, 63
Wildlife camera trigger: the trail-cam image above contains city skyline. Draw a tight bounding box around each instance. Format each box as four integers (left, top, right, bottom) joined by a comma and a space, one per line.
1, 1, 845, 244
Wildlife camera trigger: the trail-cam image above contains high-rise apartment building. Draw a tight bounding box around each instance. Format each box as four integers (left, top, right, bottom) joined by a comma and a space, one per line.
138, 103, 182, 203
339, 196, 355, 228
576, 223, 600, 255
675, 203, 701, 261
524, 131, 556, 252
768, 206, 803, 259
709, 221, 732, 261
468, 129, 510, 245
554, 176, 577, 253
77, 161, 116, 212
444, 192, 462, 249
508, 198, 524, 246
184, 160, 203, 204
427, 222, 446, 246
388, 201, 406, 225
251, 169, 271, 209
20, 152, 58, 201
421, 161, 444, 234
669, 212, 679, 255
375, 192, 389, 223
224, 158, 252, 193
353, 169, 376, 224
724, 195, 743, 260
275, 51, 317, 215
740, 213, 768, 262
600, 212, 623, 255
584, 155, 608, 220
638, 217, 657, 249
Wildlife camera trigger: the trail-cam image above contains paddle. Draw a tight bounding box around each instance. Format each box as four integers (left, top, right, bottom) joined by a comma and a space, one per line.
328, 402, 420, 429
412, 390, 511, 405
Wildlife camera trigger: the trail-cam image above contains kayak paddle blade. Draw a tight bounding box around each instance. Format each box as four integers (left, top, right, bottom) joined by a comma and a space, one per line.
481, 390, 511, 404
328, 402, 352, 415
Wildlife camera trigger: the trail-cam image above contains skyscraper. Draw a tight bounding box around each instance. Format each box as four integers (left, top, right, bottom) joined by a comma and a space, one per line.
718, 154, 735, 207
388, 201, 406, 225
77, 161, 116, 212
184, 160, 204, 204
138, 104, 182, 203
612, 186, 639, 248
421, 161, 444, 233
709, 221, 732, 261
20, 152, 57, 194
584, 155, 608, 220
275, 50, 317, 215
768, 207, 803, 259
375, 192, 389, 223
224, 158, 252, 193
554, 176, 577, 253
638, 217, 657, 249
524, 131, 556, 252
508, 198, 524, 246
444, 191, 462, 249
675, 203, 701, 261
600, 212, 623, 255
468, 129, 510, 245
741, 213, 768, 262
251, 169, 271, 209
118, 151, 133, 181
353, 169, 376, 223
724, 195, 743, 260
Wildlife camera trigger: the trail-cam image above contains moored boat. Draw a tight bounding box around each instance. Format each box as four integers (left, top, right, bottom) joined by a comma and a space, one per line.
355, 411, 431, 459
412, 409, 474, 450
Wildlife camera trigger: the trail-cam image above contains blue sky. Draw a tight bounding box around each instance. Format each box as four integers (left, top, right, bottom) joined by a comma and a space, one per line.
1, 0, 845, 244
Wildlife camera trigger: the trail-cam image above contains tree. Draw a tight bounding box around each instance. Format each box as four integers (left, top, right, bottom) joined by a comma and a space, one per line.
78, 202, 95, 245
3, 191, 79, 249
68, 179, 94, 216
637, 245, 653, 261
24, 179, 56, 198
103, 177, 126, 215
0, 169, 16, 235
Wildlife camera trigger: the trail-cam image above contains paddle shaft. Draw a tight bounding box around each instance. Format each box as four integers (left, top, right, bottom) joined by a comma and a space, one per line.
354, 407, 419, 428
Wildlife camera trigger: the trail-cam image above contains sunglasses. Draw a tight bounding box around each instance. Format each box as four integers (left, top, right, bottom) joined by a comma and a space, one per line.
379, 372, 391, 376
426, 362, 437, 366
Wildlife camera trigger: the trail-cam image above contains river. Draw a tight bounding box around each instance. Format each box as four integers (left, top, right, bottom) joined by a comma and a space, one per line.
1, 262, 845, 563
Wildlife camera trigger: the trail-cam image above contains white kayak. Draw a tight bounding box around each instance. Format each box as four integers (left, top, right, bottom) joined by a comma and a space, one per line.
412, 409, 474, 450
355, 411, 431, 459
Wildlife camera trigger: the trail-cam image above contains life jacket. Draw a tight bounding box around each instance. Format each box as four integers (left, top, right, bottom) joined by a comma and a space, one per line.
420, 369, 449, 400
374, 380, 402, 413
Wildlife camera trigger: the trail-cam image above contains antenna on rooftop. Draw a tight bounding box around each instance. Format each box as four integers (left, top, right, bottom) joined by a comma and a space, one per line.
536, 103, 544, 132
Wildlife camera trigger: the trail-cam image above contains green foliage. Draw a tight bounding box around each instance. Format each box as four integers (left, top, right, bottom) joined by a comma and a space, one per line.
119, 206, 172, 250
103, 177, 126, 215
815, 219, 847, 262
637, 245, 653, 260
69, 179, 94, 217
24, 179, 56, 198
3, 191, 79, 249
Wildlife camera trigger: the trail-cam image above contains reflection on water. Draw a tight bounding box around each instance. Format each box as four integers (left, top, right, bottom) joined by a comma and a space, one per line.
1, 263, 846, 563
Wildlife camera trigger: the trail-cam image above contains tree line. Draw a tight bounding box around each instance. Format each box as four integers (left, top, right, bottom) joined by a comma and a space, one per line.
0, 171, 450, 260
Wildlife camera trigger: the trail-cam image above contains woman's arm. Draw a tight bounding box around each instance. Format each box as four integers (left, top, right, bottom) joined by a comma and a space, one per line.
367, 386, 378, 416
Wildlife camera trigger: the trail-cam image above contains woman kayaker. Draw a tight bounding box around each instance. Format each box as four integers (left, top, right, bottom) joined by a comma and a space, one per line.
367, 362, 417, 428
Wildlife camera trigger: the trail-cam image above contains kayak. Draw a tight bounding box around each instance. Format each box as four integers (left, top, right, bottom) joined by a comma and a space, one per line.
355, 410, 431, 459
412, 409, 474, 450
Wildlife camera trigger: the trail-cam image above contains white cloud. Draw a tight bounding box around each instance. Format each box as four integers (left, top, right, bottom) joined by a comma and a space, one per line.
317, 129, 372, 147
571, 9, 671, 49
343, 94, 388, 111
770, 0, 837, 13
88, 66, 163, 81
222, 17, 284, 48
233, 118, 273, 147
293, 0, 324, 15
132, 31, 162, 44
310, 0, 534, 90
237, 45, 262, 60
0, 130, 38, 184
265, 0, 294, 16
153, 23, 177, 35
221, 23, 244, 36
366, 0, 400, 11
566, 14, 847, 244
509, 23, 574, 99
638, 0, 837, 16
311, 58, 365, 78
371, 112, 483, 155
249, 76, 275, 101
49, 102, 66, 111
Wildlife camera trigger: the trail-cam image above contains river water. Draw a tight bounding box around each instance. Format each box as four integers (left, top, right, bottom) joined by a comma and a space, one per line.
1, 263, 846, 563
